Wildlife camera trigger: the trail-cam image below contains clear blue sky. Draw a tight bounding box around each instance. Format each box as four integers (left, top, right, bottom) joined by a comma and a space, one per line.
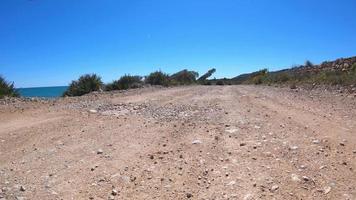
1, 0, 355, 87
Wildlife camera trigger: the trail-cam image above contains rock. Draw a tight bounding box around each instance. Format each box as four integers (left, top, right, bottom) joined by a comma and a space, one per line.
192, 140, 202, 144
227, 181, 236, 186
302, 176, 310, 181
89, 109, 98, 114
312, 139, 320, 144
108, 195, 115, 200
289, 146, 299, 150
111, 189, 118, 196
186, 193, 193, 198
16, 197, 25, 200
97, 149, 104, 154
243, 194, 253, 200
291, 174, 301, 182
299, 165, 307, 169
225, 129, 238, 134
324, 186, 331, 194
19, 185, 26, 192
270, 185, 279, 192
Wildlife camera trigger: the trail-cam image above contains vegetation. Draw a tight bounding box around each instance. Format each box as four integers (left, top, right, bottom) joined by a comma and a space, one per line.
145, 71, 170, 86
169, 69, 199, 85
216, 80, 225, 85
198, 68, 216, 82
106, 75, 143, 91
0, 75, 19, 98
233, 62, 356, 87
63, 74, 103, 96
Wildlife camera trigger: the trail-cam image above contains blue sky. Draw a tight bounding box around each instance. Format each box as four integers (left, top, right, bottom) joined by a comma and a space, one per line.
0, 0, 355, 87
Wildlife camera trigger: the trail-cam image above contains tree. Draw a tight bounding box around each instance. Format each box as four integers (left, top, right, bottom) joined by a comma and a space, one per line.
0, 75, 19, 98
145, 71, 170, 86
198, 68, 216, 81
63, 74, 103, 96
106, 75, 143, 91
305, 60, 314, 68
170, 69, 199, 85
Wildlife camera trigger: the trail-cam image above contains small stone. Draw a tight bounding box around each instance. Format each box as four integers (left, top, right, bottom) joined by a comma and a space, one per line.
302, 176, 310, 181
227, 181, 236, 186
324, 186, 331, 194
97, 149, 104, 154
20, 186, 26, 192
319, 165, 327, 170
289, 146, 299, 150
89, 109, 98, 114
108, 195, 115, 200
291, 174, 301, 182
240, 143, 246, 146
312, 140, 320, 144
192, 140, 202, 144
112, 189, 118, 196
186, 193, 193, 198
270, 185, 279, 192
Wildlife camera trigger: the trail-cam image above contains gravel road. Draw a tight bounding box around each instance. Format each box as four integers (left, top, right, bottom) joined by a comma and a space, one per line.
0, 85, 355, 200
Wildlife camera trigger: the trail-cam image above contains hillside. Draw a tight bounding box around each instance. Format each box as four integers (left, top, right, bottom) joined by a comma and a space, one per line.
231, 56, 356, 89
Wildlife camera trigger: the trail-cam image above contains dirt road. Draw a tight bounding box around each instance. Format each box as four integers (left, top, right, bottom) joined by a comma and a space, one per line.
0, 85, 355, 200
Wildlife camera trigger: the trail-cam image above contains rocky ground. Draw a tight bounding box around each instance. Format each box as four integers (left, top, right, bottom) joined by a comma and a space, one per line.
0, 85, 355, 200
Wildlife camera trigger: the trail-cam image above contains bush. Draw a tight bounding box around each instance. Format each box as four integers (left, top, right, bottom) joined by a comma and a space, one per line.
305, 60, 314, 68
216, 80, 225, 85
106, 75, 143, 91
145, 71, 170, 86
63, 74, 103, 96
0, 76, 19, 98
170, 69, 199, 85
198, 68, 216, 82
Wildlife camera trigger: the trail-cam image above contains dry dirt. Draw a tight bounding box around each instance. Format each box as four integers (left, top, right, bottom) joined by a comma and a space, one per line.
0, 85, 356, 200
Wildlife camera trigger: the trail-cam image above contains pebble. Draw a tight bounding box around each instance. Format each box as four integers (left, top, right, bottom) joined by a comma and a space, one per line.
97, 149, 104, 154
312, 139, 320, 144
89, 109, 98, 114
227, 181, 236, 186
186, 193, 193, 198
291, 174, 301, 182
324, 186, 331, 194
20, 185, 26, 192
112, 189, 118, 196
270, 185, 279, 192
192, 140, 202, 144
302, 176, 310, 181
289, 146, 299, 150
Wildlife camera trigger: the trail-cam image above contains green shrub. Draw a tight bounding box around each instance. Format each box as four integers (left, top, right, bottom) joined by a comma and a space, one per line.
170, 69, 199, 85
63, 74, 103, 96
305, 60, 314, 68
0, 76, 19, 98
145, 71, 170, 86
106, 75, 143, 91
198, 68, 216, 82
216, 80, 225, 85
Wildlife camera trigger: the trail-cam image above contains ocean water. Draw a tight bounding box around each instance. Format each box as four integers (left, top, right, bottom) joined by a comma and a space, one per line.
16, 86, 68, 98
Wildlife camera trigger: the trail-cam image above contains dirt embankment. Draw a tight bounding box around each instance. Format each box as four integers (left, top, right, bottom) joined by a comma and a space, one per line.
0, 85, 355, 200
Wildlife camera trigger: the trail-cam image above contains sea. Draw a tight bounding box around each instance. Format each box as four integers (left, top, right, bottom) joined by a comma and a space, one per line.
16, 86, 68, 98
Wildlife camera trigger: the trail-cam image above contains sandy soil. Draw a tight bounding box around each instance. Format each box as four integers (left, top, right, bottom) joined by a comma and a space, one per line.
0, 85, 355, 200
